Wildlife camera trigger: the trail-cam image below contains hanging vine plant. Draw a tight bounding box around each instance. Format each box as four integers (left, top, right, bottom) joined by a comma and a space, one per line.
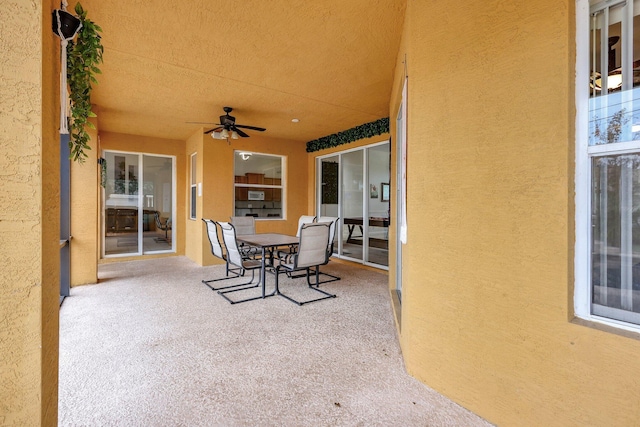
66, 2, 103, 162
306, 117, 390, 153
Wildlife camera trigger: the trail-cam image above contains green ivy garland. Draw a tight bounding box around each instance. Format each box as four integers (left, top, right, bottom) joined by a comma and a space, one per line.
306, 117, 389, 153
100, 158, 107, 188
67, 2, 103, 162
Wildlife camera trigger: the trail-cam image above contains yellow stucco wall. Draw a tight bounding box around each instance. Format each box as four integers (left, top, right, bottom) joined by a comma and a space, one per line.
0, 0, 59, 425
199, 132, 309, 266
98, 132, 186, 263
70, 115, 99, 285
392, 1, 640, 426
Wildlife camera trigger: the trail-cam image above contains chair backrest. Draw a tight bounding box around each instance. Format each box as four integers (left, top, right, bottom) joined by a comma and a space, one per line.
202, 219, 224, 260
295, 223, 330, 269
316, 216, 339, 253
218, 222, 243, 268
296, 215, 316, 237
154, 211, 166, 230
230, 216, 255, 235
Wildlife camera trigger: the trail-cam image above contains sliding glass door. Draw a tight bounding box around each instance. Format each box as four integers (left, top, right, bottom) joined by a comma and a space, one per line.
317, 141, 390, 268
366, 144, 391, 266
341, 150, 365, 261
104, 151, 175, 257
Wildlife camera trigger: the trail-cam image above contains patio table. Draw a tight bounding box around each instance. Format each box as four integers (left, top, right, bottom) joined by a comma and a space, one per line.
236, 233, 299, 298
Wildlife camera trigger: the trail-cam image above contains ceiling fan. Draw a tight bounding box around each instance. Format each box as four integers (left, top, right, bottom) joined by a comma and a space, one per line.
196, 106, 266, 138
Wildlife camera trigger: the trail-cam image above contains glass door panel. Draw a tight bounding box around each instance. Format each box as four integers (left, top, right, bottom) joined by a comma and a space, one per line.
366, 143, 390, 267
104, 152, 174, 257
320, 156, 340, 254
341, 150, 364, 261
142, 155, 173, 252
105, 152, 140, 255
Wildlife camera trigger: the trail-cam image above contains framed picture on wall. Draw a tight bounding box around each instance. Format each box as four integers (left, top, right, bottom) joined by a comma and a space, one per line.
370, 184, 378, 198
381, 182, 390, 202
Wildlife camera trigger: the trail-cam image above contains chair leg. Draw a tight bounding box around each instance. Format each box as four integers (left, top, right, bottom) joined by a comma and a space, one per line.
217, 268, 273, 304
201, 263, 253, 291
308, 266, 341, 285
277, 267, 336, 306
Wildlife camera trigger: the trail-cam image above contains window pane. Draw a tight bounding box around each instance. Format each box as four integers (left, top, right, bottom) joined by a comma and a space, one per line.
105, 152, 140, 255
191, 153, 197, 184
366, 143, 390, 267
234, 152, 283, 218
190, 153, 197, 220
143, 155, 173, 252
591, 154, 640, 324
588, 2, 640, 145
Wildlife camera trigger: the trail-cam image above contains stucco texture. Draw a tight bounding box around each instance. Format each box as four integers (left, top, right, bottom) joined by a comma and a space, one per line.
0, 0, 59, 425
70, 115, 99, 285
394, 1, 640, 426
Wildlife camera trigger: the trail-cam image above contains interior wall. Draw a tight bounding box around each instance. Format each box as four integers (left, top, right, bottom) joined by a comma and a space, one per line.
201, 132, 309, 266
98, 132, 186, 262
368, 146, 391, 218
0, 0, 59, 425
393, 1, 640, 426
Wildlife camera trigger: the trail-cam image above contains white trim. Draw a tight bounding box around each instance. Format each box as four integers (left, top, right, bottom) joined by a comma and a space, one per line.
190, 152, 197, 220
102, 150, 177, 258
575, 0, 640, 333
233, 151, 286, 220
575, 0, 592, 321
400, 78, 408, 245
588, 139, 640, 155
314, 140, 391, 269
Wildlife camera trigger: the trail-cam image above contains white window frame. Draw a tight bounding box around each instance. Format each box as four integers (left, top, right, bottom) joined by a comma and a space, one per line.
233, 151, 286, 220
190, 152, 197, 220
575, 0, 640, 333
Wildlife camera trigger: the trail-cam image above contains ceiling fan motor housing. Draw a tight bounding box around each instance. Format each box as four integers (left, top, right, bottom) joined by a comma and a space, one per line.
220, 114, 236, 127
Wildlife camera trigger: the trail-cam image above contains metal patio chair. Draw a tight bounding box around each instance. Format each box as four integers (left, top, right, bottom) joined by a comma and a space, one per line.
201, 219, 257, 291
274, 222, 336, 306
313, 216, 341, 284
230, 216, 259, 258
217, 221, 264, 304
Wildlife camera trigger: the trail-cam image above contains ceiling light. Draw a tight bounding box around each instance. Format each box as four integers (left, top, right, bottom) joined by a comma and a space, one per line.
211, 131, 224, 139
291, 118, 299, 123
591, 71, 623, 91
231, 130, 239, 139
220, 129, 229, 139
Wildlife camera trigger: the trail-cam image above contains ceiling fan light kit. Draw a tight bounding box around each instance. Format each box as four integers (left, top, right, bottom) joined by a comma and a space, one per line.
202, 106, 266, 140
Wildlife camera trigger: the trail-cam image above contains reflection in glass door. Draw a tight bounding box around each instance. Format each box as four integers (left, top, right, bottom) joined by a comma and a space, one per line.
319, 155, 340, 254
142, 155, 173, 253
341, 150, 364, 261
104, 151, 174, 257
366, 144, 390, 267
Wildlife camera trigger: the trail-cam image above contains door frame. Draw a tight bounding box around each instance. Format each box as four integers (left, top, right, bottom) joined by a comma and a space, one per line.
101, 150, 177, 258
315, 140, 391, 270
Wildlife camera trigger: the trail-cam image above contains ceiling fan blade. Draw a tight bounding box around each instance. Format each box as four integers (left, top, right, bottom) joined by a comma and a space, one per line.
204, 127, 223, 134
234, 124, 266, 132
232, 126, 249, 138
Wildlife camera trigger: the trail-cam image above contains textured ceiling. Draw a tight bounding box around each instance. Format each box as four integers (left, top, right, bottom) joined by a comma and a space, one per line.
77, 0, 405, 144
